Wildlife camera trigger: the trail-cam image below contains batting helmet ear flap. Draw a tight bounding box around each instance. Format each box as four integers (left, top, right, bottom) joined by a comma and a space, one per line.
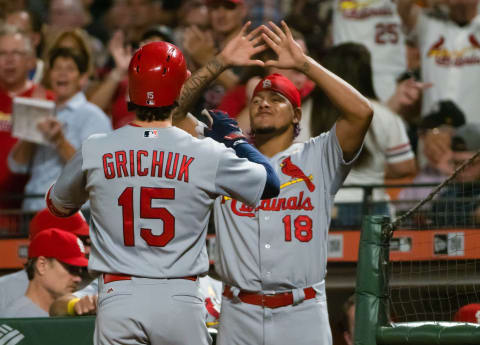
128, 41, 188, 108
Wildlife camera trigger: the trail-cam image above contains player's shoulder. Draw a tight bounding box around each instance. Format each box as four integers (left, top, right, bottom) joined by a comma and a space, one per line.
191, 136, 233, 154
0, 269, 27, 285
83, 132, 110, 144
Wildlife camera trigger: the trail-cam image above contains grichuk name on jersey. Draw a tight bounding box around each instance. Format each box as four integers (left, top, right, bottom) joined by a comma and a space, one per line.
222, 191, 314, 217
102, 150, 194, 182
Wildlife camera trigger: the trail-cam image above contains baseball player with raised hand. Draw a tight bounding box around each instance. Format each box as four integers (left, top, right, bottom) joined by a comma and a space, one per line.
46, 30, 280, 345
184, 21, 373, 345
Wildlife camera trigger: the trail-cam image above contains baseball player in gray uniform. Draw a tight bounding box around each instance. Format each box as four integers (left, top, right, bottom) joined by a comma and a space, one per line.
46, 37, 279, 345
185, 21, 374, 345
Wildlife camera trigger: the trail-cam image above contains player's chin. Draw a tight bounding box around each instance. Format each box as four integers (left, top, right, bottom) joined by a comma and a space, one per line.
251, 125, 276, 135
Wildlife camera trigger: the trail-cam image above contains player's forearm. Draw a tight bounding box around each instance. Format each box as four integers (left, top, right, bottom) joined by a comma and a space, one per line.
397, 0, 420, 33
172, 55, 229, 121
10, 140, 36, 165
46, 151, 87, 217
300, 55, 373, 122
87, 69, 125, 111
216, 69, 240, 91
233, 142, 280, 199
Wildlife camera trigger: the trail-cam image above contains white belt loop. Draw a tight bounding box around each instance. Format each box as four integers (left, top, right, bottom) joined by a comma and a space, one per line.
292, 288, 305, 305
312, 280, 326, 297
229, 286, 242, 303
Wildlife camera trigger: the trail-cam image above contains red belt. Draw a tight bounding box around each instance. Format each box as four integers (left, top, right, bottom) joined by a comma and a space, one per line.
223, 285, 317, 309
103, 273, 197, 284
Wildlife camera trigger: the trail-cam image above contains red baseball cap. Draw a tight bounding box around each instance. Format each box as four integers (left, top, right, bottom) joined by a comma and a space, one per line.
454, 304, 480, 323
252, 74, 301, 108
29, 208, 89, 239
28, 228, 88, 267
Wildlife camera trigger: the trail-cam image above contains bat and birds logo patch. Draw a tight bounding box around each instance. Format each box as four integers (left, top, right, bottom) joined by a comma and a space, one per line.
280, 156, 315, 192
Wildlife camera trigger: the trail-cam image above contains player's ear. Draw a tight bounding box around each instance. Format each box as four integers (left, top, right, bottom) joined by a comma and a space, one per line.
292, 107, 302, 125
35, 256, 49, 275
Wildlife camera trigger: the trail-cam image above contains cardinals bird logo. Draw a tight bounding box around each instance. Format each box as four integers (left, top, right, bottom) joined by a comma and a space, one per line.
470, 34, 480, 49
427, 36, 445, 57
280, 157, 315, 192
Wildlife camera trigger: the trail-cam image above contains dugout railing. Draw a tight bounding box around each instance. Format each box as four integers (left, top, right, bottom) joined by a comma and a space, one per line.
355, 216, 480, 345
0, 182, 452, 237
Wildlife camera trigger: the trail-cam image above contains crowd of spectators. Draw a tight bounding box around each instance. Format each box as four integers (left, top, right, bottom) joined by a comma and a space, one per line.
0, 0, 477, 229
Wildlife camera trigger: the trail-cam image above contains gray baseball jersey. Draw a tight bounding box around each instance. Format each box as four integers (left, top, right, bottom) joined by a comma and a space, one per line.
50, 124, 267, 345
0, 269, 28, 312
214, 125, 355, 345
0, 295, 48, 318
51, 124, 266, 278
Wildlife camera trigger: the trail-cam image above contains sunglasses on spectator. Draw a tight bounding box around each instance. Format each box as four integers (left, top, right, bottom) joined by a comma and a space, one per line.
59, 261, 85, 277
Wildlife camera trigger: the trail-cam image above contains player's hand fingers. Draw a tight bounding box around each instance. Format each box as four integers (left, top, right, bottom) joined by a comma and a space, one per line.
267, 21, 287, 41
76, 295, 98, 315
246, 24, 263, 41
246, 59, 266, 67
250, 36, 264, 47
264, 59, 278, 68
416, 81, 433, 90
201, 109, 214, 129
262, 33, 280, 54
239, 21, 252, 38
281, 20, 294, 41
262, 27, 281, 47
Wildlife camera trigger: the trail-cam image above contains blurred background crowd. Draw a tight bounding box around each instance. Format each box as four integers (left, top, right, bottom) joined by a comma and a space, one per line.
0, 0, 479, 231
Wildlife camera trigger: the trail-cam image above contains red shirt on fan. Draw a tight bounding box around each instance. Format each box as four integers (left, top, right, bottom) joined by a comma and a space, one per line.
0, 84, 55, 210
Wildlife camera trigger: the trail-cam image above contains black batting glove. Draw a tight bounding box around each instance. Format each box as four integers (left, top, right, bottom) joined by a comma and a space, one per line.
203, 109, 247, 148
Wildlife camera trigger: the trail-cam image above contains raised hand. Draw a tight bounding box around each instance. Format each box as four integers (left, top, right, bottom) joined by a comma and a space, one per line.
219, 21, 267, 67
37, 117, 64, 146
108, 30, 132, 75
388, 77, 432, 114
183, 26, 216, 66
262, 21, 307, 71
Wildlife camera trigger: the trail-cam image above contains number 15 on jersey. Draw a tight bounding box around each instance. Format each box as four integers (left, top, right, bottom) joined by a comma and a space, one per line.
118, 187, 176, 247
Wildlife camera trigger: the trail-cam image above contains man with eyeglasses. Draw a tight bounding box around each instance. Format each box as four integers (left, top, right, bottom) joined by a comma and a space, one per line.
0, 228, 88, 318
0, 25, 54, 217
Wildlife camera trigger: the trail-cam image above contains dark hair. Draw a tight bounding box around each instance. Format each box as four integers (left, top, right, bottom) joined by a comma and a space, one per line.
127, 102, 177, 121
25, 257, 55, 280
419, 100, 466, 130
141, 25, 174, 44
311, 43, 377, 167
49, 47, 88, 75
25, 258, 37, 280
321, 43, 377, 100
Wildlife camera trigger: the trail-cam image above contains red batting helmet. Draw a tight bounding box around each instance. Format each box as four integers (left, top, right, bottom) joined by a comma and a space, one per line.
29, 208, 89, 239
128, 41, 188, 107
